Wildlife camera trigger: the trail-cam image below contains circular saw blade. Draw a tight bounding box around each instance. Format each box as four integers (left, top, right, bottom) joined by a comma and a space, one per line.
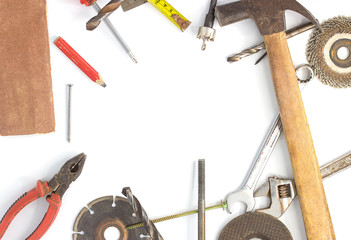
218, 212, 293, 240
306, 16, 351, 88
73, 196, 148, 240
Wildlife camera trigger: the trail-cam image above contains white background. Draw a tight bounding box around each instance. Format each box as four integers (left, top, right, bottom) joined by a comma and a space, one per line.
1, 0, 351, 239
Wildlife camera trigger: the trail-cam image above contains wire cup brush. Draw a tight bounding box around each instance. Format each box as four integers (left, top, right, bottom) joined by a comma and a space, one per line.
306, 16, 351, 88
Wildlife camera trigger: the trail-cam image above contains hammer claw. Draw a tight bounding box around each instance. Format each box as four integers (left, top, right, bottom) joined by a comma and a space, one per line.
284, 0, 322, 31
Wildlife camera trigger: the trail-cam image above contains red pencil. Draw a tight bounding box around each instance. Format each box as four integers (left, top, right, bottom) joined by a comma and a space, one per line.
54, 36, 106, 87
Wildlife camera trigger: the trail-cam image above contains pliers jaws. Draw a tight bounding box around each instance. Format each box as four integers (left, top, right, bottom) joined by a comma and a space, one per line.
47, 152, 86, 198
0, 153, 86, 240
253, 177, 296, 218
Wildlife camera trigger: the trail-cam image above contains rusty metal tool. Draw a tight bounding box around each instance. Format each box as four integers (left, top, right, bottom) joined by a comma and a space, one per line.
81, 0, 138, 63
0, 153, 86, 240
122, 187, 163, 240
227, 22, 315, 63
307, 16, 351, 88
121, 0, 191, 32
215, 1, 335, 238
255, 151, 351, 218
73, 188, 163, 240
198, 160, 205, 240
121, 0, 147, 11
218, 212, 293, 240
86, 0, 123, 30
197, 0, 217, 50
73, 196, 148, 239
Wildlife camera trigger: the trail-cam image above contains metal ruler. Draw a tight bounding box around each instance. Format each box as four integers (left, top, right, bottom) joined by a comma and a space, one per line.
122, 0, 191, 31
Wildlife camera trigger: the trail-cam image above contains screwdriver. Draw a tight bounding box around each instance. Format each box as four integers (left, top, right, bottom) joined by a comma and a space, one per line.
80, 0, 137, 63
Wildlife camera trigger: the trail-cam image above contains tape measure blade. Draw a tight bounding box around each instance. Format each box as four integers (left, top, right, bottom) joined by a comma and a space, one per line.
121, 0, 148, 11
147, 0, 191, 31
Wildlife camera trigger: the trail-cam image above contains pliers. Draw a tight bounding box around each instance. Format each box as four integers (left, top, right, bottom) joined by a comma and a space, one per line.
0, 153, 87, 240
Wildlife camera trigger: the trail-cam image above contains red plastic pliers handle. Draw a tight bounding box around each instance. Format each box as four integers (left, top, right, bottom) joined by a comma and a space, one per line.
0, 153, 86, 240
0, 181, 61, 240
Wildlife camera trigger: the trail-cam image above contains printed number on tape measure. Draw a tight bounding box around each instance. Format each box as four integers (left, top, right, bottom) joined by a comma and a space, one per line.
148, 0, 191, 31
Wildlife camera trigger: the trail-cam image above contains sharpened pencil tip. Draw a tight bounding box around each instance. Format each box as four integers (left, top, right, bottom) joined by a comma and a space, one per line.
102, 83, 107, 88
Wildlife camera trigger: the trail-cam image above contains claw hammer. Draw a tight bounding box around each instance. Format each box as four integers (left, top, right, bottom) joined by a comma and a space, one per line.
215, 0, 335, 239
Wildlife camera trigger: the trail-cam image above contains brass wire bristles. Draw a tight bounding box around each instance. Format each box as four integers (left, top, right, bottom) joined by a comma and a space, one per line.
306, 16, 351, 88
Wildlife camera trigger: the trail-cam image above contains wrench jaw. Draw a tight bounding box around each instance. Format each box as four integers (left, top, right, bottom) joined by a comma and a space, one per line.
254, 177, 297, 218
226, 190, 255, 214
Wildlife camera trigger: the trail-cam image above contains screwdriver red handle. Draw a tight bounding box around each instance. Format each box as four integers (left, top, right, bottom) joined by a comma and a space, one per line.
80, 0, 96, 6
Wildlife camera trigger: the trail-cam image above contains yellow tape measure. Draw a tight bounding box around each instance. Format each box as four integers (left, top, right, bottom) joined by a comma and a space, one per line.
147, 0, 191, 32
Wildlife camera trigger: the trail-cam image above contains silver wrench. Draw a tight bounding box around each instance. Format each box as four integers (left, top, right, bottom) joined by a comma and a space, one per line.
226, 69, 312, 214
254, 151, 351, 218
226, 113, 282, 213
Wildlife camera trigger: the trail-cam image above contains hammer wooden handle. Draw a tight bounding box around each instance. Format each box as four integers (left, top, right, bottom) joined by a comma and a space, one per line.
264, 32, 335, 240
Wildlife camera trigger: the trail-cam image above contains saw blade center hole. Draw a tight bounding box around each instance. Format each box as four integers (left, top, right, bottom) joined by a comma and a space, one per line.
337, 46, 350, 60
104, 226, 121, 240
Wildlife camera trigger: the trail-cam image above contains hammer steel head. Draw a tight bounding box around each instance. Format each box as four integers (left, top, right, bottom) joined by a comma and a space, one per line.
215, 0, 321, 35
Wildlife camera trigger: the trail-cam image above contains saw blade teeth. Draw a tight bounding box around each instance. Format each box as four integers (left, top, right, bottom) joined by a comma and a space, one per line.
306, 16, 351, 88
73, 196, 148, 240
73, 206, 90, 239
87, 195, 114, 210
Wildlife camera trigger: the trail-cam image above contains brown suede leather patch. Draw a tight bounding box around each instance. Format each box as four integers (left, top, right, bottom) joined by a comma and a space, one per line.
0, 0, 55, 136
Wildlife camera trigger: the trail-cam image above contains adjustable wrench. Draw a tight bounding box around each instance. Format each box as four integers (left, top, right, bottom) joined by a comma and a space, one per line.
226, 113, 282, 213
226, 75, 311, 214
254, 151, 351, 218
